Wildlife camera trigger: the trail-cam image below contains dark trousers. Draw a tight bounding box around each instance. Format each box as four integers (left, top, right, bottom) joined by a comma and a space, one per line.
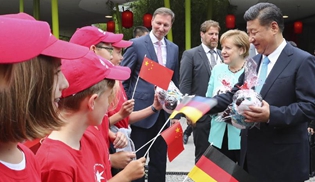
192, 115, 211, 163
213, 127, 240, 163
131, 112, 168, 182
184, 125, 193, 137
310, 145, 315, 174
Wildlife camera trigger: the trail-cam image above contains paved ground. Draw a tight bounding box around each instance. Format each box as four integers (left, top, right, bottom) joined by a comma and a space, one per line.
163, 118, 315, 182
165, 118, 194, 182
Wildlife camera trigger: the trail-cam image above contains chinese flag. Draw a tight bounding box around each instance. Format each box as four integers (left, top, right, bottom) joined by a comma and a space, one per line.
160, 122, 184, 162
139, 57, 174, 90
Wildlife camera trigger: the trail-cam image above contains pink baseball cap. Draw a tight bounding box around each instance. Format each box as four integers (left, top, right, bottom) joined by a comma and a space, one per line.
1, 12, 89, 62
70, 26, 123, 47
0, 14, 51, 63
61, 51, 131, 98
112, 40, 133, 48
41, 34, 89, 59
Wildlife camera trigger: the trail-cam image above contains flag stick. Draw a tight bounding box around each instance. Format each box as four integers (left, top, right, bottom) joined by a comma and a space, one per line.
143, 118, 171, 157
131, 55, 147, 99
181, 176, 189, 182
131, 75, 140, 99
135, 135, 159, 153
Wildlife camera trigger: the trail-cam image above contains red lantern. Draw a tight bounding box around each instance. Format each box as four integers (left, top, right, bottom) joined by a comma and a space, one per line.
226, 14, 235, 29
143, 13, 152, 28
122, 10, 133, 28
107, 21, 115, 32
294, 21, 303, 34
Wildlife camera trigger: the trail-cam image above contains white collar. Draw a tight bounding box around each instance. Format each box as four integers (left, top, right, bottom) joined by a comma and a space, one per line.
201, 43, 217, 54
264, 38, 286, 64
150, 31, 165, 45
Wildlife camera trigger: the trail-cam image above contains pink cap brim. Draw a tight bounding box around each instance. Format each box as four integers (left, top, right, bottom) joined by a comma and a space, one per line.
102, 32, 124, 43
70, 26, 124, 47
102, 58, 131, 81
0, 15, 51, 63
41, 35, 89, 59
112, 40, 133, 48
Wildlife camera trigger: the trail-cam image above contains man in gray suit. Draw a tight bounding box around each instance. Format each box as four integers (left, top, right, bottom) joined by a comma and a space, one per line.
180, 20, 222, 163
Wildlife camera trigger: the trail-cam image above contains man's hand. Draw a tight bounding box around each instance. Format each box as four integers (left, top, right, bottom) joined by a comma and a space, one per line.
185, 117, 196, 127
243, 100, 270, 123
170, 119, 179, 125
152, 94, 162, 111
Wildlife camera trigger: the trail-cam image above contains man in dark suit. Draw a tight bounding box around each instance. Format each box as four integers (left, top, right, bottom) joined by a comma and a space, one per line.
207, 3, 315, 182
121, 7, 179, 182
180, 20, 222, 163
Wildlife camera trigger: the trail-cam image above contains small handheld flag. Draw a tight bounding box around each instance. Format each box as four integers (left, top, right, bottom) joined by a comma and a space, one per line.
139, 57, 174, 90
188, 145, 256, 182
170, 96, 217, 123
160, 122, 184, 162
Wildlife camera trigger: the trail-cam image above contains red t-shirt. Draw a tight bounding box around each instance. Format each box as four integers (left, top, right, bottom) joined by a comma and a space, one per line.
107, 82, 129, 129
36, 126, 112, 182
0, 144, 41, 182
99, 115, 110, 148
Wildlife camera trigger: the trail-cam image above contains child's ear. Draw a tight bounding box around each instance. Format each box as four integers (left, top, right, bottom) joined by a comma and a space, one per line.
88, 94, 98, 110
90, 45, 96, 52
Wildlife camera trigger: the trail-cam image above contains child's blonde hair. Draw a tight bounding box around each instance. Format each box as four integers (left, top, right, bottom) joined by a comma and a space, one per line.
59, 79, 115, 112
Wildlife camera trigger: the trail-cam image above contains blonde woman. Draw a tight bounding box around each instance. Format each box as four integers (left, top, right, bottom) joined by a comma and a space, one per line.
206, 29, 250, 163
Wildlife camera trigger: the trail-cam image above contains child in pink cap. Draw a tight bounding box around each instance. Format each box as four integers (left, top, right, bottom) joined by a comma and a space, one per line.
0, 13, 89, 181
108, 40, 163, 175
36, 51, 146, 182
71, 27, 162, 174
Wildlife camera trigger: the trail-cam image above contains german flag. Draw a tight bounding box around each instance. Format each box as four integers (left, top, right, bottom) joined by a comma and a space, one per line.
170, 96, 217, 123
188, 145, 256, 182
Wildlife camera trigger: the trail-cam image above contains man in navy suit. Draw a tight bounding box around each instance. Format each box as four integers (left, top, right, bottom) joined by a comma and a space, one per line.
121, 7, 179, 182
206, 3, 315, 182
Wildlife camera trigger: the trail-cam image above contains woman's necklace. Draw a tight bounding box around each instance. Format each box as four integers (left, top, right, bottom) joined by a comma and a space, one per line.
228, 63, 245, 73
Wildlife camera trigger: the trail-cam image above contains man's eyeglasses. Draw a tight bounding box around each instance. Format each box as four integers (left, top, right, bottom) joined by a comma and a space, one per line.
96, 46, 113, 53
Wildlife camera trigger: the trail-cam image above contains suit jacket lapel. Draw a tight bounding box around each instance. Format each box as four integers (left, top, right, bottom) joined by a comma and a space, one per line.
197, 45, 211, 75
259, 44, 293, 98
165, 39, 173, 69
145, 35, 158, 63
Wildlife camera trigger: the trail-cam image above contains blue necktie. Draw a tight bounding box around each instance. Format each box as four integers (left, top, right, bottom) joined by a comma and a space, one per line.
255, 57, 270, 93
